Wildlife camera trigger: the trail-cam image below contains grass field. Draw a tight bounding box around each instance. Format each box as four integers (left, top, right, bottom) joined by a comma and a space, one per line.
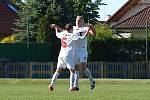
1, 79, 150, 100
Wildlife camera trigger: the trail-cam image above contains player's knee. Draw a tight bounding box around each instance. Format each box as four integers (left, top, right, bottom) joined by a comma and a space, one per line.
81, 62, 87, 70
70, 69, 75, 73
82, 66, 86, 70
56, 68, 62, 73
75, 64, 80, 71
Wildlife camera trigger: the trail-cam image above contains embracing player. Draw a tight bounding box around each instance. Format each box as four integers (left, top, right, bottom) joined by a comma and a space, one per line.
73, 16, 96, 90
48, 23, 89, 91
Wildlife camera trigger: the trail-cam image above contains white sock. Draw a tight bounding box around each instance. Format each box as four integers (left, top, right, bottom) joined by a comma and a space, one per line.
50, 71, 59, 86
74, 71, 79, 88
70, 71, 75, 89
84, 68, 93, 84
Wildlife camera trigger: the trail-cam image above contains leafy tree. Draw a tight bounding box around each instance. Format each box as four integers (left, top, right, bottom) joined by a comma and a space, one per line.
36, 0, 62, 43
10, 0, 22, 4
73, 0, 102, 24
10, 0, 24, 8
14, 0, 103, 43
88, 22, 113, 44
13, 0, 61, 42
13, 0, 39, 42
95, 23, 113, 39
88, 22, 113, 59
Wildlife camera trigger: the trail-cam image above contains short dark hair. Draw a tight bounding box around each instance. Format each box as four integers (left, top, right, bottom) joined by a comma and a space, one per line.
65, 23, 73, 31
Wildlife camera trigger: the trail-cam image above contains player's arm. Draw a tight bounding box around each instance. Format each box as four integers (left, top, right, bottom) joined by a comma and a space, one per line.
50, 24, 63, 38
49, 24, 64, 32
87, 24, 96, 36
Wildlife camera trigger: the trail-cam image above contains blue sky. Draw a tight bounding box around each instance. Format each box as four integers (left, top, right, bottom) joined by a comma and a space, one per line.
98, 0, 128, 21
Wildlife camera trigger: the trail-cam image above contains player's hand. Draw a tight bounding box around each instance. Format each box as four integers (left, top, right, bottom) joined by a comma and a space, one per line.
49, 24, 56, 28
88, 24, 92, 28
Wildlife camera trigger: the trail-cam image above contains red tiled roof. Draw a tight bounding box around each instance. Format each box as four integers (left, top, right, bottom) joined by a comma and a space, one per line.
112, 6, 150, 29
106, 0, 140, 23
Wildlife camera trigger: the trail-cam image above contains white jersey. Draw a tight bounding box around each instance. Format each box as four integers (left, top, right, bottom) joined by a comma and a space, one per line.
73, 26, 89, 51
56, 30, 81, 58
56, 30, 85, 69
73, 26, 89, 63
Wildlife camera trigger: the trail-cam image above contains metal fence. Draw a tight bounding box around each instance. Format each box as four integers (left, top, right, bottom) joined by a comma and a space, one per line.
0, 61, 150, 79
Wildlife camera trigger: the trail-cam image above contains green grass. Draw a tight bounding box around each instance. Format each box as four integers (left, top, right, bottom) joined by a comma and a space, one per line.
1, 79, 150, 100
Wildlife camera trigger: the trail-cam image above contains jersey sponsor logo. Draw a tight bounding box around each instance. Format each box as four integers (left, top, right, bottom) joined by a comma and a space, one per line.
79, 32, 83, 36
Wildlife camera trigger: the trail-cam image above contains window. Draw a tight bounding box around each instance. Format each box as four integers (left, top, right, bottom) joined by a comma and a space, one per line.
7, 4, 17, 13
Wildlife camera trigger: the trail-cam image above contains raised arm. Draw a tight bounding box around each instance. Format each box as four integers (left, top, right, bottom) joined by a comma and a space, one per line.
49, 24, 63, 38
49, 24, 64, 32
88, 24, 96, 36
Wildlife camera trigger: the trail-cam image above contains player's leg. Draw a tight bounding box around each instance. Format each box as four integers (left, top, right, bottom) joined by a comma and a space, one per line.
48, 57, 65, 91
69, 68, 76, 91
73, 54, 80, 90
48, 68, 62, 91
81, 62, 93, 82
79, 53, 95, 90
81, 62, 95, 89
65, 57, 78, 91
74, 65, 80, 90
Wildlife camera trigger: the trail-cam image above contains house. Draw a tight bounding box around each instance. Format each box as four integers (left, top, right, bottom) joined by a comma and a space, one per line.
0, 0, 18, 40
106, 0, 150, 39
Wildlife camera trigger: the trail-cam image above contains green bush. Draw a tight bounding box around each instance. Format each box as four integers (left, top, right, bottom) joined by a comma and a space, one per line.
88, 38, 148, 61
0, 35, 16, 43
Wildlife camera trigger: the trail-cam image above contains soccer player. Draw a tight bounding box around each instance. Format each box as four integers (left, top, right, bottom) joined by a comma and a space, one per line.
73, 16, 96, 90
48, 23, 87, 91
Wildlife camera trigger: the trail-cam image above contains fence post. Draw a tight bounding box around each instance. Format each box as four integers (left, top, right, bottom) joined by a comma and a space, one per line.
3, 62, 8, 78
128, 62, 133, 79
50, 62, 54, 78
103, 62, 106, 78
29, 62, 32, 78
147, 61, 150, 79
100, 62, 104, 78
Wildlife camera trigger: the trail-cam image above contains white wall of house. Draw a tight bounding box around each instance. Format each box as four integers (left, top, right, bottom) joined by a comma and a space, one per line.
116, 29, 150, 39
117, 29, 150, 39
131, 29, 150, 39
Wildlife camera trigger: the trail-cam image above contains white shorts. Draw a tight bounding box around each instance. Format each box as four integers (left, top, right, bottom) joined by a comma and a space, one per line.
57, 57, 75, 70
74, 49, 88, 64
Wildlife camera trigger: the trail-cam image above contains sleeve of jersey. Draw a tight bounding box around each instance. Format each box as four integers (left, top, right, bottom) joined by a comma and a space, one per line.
56, 31, 63, 39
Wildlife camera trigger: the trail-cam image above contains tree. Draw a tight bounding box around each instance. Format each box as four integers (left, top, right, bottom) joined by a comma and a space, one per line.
10, 0, 22, 4
10, 0, 24, 8
73, 0, 102, 24
88, 22, 113, 60
95, 23, 113, 40
14, 0, 61, 42
88, 22, 113, 44
36, 0, 62, 43
14, 0, 103, 43
13, 0, 38, 42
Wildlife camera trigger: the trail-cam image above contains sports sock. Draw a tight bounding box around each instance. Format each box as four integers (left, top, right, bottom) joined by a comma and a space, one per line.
74, 71, 79, 88
84, 68, 93, 84
70, 71, 75, 89
50, 71, 60, 86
